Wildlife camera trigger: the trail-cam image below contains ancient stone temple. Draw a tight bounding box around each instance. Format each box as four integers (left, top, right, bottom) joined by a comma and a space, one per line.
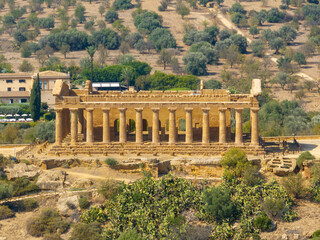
50, 79, 264, 156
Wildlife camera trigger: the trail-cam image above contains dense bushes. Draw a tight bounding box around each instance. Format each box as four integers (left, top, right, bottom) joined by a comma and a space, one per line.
38, 17, 54, 29
297, 151, 315, 169
70, 222, 102, 240
89, 29, 121, 49
34, 121, 55, 143
40, 29, 89, 51
133, 10, 163, 34
0, 205, 15, 220
113, 0, 133, 10
220, 148, 249, 180
148, 28, 177, 51
203, 186, 239, 223
253, 212, 273, 231
137, 71, 200, 90
27, 208, 69, 237
105, 10, 119, 23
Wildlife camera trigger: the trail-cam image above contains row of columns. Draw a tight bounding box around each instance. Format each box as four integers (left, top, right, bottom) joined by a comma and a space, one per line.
55, 107, 260, 146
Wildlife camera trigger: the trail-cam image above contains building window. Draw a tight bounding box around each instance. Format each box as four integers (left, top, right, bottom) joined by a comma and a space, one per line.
19, 87, 26, 91
7, 87, 11, 91
19, 79, 26, 83
20, 99, 27, 103
43, 81, 47, 90
10, 99, 13, 104
39, 81, 42, 89
6, 80, 13, 83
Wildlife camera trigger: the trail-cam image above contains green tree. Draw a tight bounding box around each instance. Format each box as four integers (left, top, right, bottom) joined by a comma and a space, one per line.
19, 60, 34, 72
178, 4, 190, 19
183, 52, 207, 76
69, 222, 102, 240
269, 37, 284, 54
86, 46, 96, 82
105, 9, 118, 23
278, 25, 297, 45
293, 52, 306, 65
113, 0, 133, 10
249, 26, 259, 38
270, 72, 291, 90
30, 74, 41, 121
75, 5, 86, 23
250, 40, 265, 57
121, 66, 134, 87
157, 49, 172, 70
59, 44, 70, 59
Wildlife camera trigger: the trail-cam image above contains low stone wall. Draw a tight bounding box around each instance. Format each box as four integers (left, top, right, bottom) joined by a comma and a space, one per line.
262, 135, 320, 142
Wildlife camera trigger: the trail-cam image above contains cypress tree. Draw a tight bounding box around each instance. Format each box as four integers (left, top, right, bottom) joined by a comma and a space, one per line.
30, 73, 41, 121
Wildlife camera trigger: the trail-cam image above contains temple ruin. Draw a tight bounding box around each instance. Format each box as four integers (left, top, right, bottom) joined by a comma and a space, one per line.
50, 79, 264, 156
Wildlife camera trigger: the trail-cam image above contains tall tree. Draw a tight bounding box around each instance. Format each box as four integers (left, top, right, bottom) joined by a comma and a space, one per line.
30, 74, 41, 121
86, 46, 96, 82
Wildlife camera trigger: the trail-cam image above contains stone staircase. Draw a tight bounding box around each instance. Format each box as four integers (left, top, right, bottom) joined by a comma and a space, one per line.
48, 142, 265, 156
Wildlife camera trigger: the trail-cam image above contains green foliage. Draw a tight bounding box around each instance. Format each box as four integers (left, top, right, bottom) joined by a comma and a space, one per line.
133, 10, 163, 34
38, 17, 54, 29
34, 121, 55, 143
302, 4, 320, 24
278, 25, 297, 44
189, 41, 219, 65
183, 52, 208, 76
98, 180, 122, 200
310, 164, 320, 203
230, 34, 247, 54
312, 230, 320, 238
266, 8, 285, 23
204, 25, 219, 45
281, 173, 306, 198
81, 206, 108, 224
243, 165, 263, 186
183, 30, 210, 46
27, 208, 69, 237
101, 176, 201, 239
270, 37, 284, 54
117, 229, 144, 240
11, 177, 39, 197
263, 196, 289, 219
79, 196, 90, 210
21, 198, 38, 211
43, 234, 63, 240
220, 148, 249, 180
250, 40, 265, 57
70, 222, 102, 240
203, 186, 239, 223
30, 74, 41, 122
40, 29, 89, 51
253, 212, 272, 232
204, 79, 222, 89
229, 3, 245, 14
105, 10, 119, 23
0, 205, 15, 220
297, 151, 315, 169
113, 0, 133, 10
293, 51, 306, 65
75, 5, 86, 23
105, 158, 118, 167
90, 29, 121, 49
148, 28, 177, 51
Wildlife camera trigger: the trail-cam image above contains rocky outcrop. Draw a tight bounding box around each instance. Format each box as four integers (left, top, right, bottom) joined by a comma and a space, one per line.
71, 178, 93, 188
5, 163, 42, 180
57, 195, 80, 217
36, 170, 66, 190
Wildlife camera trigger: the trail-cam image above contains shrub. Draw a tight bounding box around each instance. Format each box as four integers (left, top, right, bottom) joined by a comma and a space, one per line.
220, 148, 249, 180
148, 28, 177, 51
105, 10, 119, 23
79, 196, 90, 210
183, 30, 210, 46
253, 212, 272, 232
281, 173, 306, 198
38, 17, 55, 29
69, 222, 102, 240
312, 230, 320, 238
43, 234, 63, 240
113, 0, 133, 10
22, 198, 38, 211
204, 79, 222, 89
203, 186, 239, 223
34, 121, 55, 143
0, 205, 15, 220
117, 229, 144, 240
242, 165, 263, 186
297, 151, 315, 169
105, 158, 118, 167
90, 29, 121, 50
26, 208, 69, 237
80, 207, 108, 224
267, 8, 285, 23
98, 180, 122, 199
11, 178, 39, 197
189, 41, 219, 65
263, 196, 288, 219
0, 184, 13, 200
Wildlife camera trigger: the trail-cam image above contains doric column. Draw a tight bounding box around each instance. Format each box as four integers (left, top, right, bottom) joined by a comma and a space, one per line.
70, 108, 78, 144
78, 109, 84, 134
86, 108, 94, 144
55, 108, 63, 144
202, 108, 210, 144
235, 108, 243, 145
169, 108, 177, 144
251, 108, 259, 145
152, 108, 160, 144
102, 108, 110, 143
135, 108, 143, 144
119, 108, 127, 143
185, 108, 193, 143
219, 108, 227, 144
